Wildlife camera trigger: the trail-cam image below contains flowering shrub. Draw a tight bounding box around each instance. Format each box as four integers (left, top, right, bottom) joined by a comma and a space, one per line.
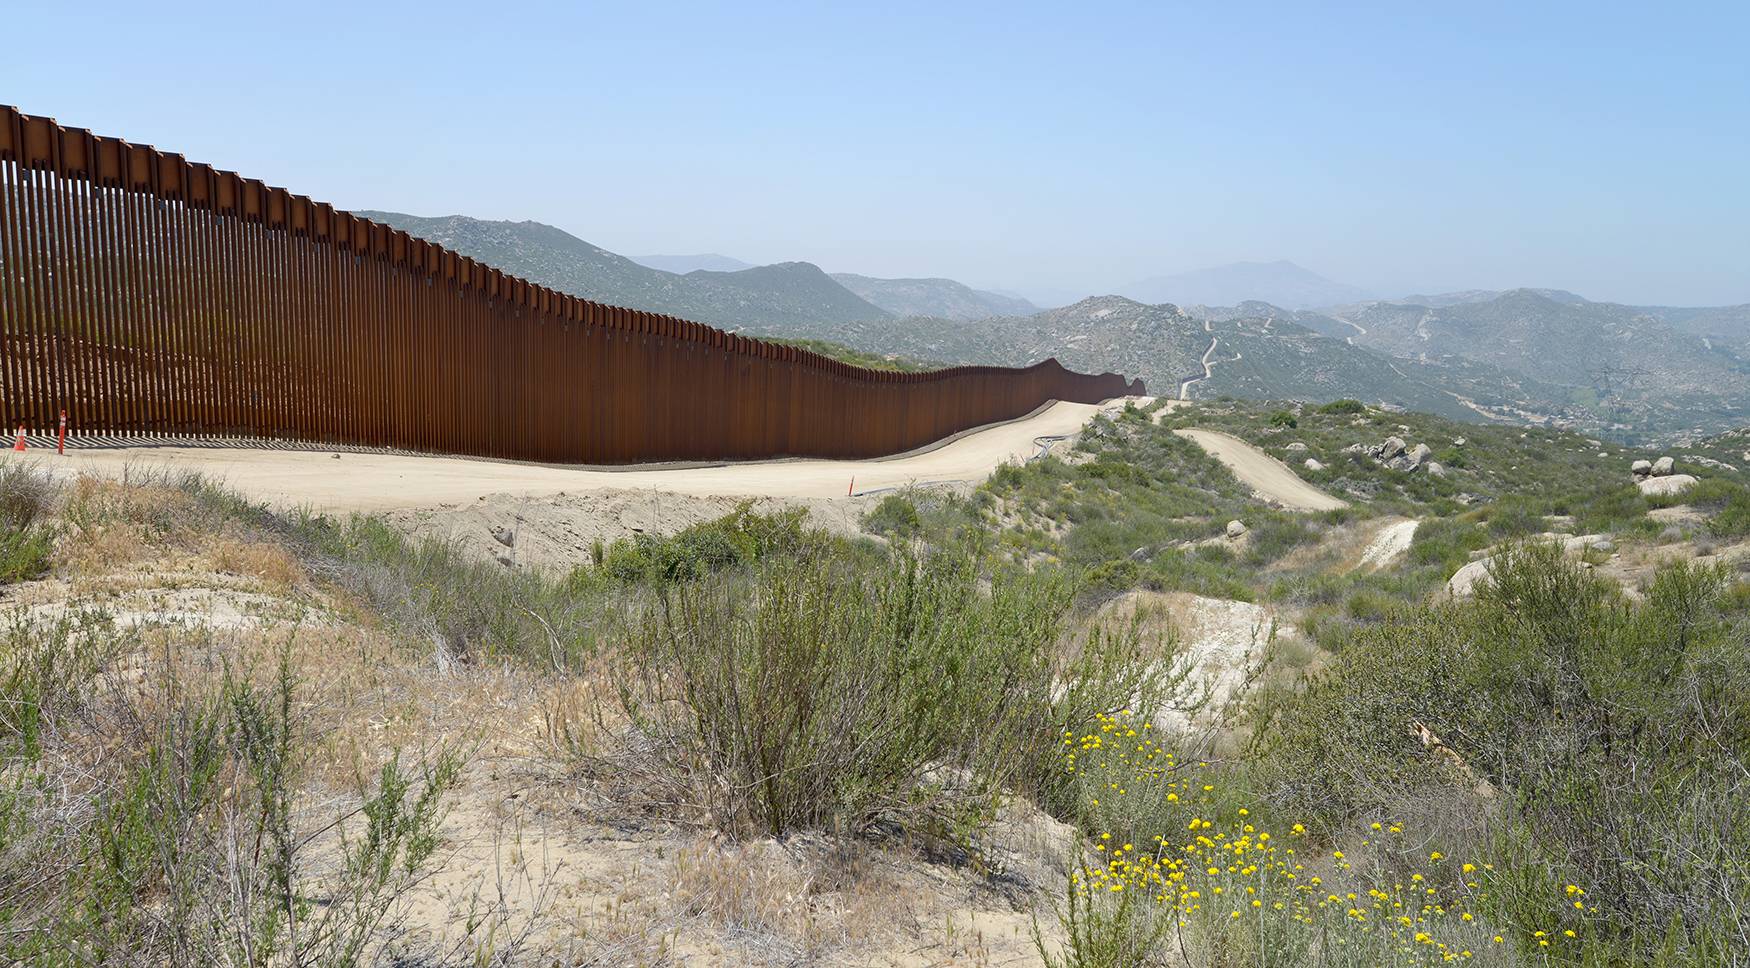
1042, 712, 1596, 966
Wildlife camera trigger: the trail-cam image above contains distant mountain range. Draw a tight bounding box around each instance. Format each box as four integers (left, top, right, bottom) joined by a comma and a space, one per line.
630, 253, 754, 274
829, 274, 1036, 320
1122, 260, 1371, 310
1177, 291, 1750, 439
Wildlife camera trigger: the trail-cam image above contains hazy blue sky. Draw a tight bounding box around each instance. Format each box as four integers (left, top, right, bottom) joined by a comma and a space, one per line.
7, 1, 1746, 306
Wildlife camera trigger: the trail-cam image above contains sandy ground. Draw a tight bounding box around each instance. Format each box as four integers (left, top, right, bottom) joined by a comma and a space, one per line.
1173, 429, 1348, 512
1359, 518, 1419, 570
1098, 590, 1294, 732
385, 489, 886, 571
47, 399, 1138, 513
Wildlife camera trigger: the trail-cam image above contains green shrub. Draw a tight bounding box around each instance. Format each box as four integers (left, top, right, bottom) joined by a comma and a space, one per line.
0, 529, 52, 585
595, 504, 811, 587
863, 493, 922, 538
1267, 410, 1298, 429
0, 462, 56, 585
1249, 543, 1750, 964
1686, 478, 1750, 537
1083, 558, 1140, 598
612, 541, 1159, 839
1316, 398, 1368, 415
6, 640, 463, 966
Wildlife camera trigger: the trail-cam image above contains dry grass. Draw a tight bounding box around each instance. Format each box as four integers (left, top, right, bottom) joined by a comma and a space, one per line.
208, 535, 305, 589
0, 469, 1124, 966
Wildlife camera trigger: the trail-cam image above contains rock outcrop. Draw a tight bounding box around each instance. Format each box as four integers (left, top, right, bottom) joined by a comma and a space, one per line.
1638, 474, 1697, 497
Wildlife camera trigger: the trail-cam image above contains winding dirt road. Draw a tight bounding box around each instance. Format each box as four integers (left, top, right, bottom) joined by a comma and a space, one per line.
1173, 429, 1348, 511
44, 398, 1144, 513
1177, 320, 1243, 400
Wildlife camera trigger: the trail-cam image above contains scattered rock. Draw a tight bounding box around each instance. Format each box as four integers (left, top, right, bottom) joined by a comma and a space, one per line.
1303, 458, 1325, 471
490, 525, 516, 548
1652, 456, 1676, 477
1452, 437, 1466, 447
1684, 454, 1739, 472
1638, 474, 1697, 497
1226, 520, 1248, 539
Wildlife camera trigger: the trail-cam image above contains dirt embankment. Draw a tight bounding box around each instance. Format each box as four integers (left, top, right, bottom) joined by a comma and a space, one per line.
1173, 429, 1348, 512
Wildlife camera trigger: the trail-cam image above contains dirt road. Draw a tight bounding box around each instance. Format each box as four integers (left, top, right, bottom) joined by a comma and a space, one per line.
1173, 428, 1348, 511
47, 399, 1141, 514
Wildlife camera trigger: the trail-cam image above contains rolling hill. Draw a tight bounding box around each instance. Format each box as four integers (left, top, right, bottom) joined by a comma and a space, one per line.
828, 274, 1037, 320
355, 212, 890, 330
629, 253, 754, 273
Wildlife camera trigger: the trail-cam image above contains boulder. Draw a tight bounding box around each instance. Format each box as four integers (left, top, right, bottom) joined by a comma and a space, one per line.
1452, 437, 1466, 447
1377, 436, 1407, 460
1304, 458, 1326, 471
1226, 520, 1248, 539
1425, 461, 1446, 478
1638, 474, 1697, 497
1630, 459, 1652, 478
1285, 442, 1308, 453
1652, 456, 1676, 477
1448, 558, 1494, 597
1405, 443, 1433, 468
490, 526, 516, 548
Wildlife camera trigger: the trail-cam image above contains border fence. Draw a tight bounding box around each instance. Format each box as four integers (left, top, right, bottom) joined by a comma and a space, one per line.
0, 106, 1142, 463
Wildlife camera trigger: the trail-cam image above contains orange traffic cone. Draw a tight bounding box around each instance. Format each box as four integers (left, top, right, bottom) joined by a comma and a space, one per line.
11, 425, 25, 452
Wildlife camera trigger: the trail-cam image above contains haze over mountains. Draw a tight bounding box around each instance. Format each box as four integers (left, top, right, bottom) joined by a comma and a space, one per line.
358, 209, 1750, 443
629, 253, 754, 274
829, 274, 1037, 320
1122, 260, 1371, 310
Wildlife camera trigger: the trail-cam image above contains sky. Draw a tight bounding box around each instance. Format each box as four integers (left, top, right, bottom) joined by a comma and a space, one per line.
6, 1, 1747, 307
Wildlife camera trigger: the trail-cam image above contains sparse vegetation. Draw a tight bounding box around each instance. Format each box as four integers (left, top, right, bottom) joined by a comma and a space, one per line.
5, 392, 1750, 965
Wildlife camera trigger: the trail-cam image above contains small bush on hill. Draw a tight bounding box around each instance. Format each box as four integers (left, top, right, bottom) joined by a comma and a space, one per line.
862, 493, 922, 538
611, 539, 1162, 840
0, 462, 55, 584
